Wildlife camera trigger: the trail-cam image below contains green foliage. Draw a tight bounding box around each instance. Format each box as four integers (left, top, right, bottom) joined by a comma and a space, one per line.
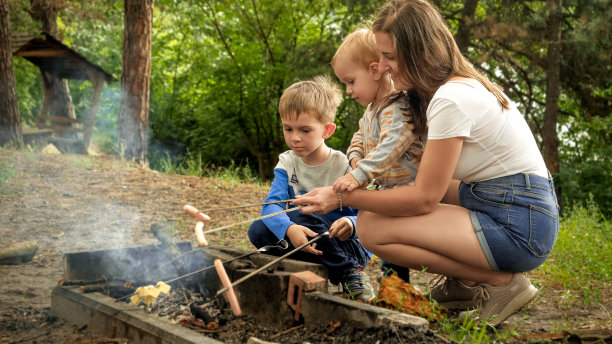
556, 115, 612, 216
13, 59, 43, 127
538, 200, 611, 306
147, 0, 374, 180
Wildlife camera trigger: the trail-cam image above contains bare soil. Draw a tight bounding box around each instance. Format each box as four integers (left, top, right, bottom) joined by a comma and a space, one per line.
0, 150, 610, 343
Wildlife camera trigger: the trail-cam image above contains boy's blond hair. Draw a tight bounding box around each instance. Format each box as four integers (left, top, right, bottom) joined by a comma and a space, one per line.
278, 75, 342, 124
331, 28, 379, 70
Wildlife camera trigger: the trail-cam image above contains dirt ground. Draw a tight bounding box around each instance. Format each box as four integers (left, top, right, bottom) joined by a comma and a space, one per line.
0, 150, 610, 343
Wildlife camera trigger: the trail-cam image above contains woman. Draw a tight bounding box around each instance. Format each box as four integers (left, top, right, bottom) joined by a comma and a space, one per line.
293, 0, 559, 326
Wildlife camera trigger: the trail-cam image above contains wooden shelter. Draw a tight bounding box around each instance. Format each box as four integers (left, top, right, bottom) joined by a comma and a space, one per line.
12, 32, 117, 152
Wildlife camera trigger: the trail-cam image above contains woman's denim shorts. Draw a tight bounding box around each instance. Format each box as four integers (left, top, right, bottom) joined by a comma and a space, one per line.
459, 173, 559, 272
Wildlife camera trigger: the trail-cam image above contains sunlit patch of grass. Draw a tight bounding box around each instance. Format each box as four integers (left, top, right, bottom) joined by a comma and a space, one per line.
68, 155, 100, 169
151, 150, 263, 186
536, 199, 610, 306
0, 153, 16, 194
434, 311, 519, 343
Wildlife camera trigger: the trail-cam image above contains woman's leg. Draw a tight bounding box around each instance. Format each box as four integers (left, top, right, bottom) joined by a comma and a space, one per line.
356, 203, 512, 287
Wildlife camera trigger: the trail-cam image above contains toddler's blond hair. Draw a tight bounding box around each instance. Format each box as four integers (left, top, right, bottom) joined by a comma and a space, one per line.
278, 75, 342, 124
332, 28, 379, 70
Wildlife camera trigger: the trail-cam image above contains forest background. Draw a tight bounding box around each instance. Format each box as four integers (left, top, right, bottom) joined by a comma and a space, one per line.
6, 0, 612, 216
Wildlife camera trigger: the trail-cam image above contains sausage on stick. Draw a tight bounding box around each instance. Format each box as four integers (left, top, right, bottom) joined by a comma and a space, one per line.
194, 221, 208, 247
183, 204, 211, 222
214, 259, 242, 316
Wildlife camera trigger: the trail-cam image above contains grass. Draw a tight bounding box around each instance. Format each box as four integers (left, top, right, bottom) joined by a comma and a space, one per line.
153, 151, 263, 186
0, 153, 16, 194
435, 312, 519, 343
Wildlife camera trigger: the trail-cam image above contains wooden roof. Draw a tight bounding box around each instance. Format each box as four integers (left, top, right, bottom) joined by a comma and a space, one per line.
12, 32, 117, 83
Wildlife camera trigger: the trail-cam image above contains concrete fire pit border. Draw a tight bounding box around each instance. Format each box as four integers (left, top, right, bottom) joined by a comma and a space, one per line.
52, 242, 429, 343
52, 285, 222, 344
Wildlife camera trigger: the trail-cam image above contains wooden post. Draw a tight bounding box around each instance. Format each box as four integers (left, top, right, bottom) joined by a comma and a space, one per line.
37, 72, 52, 129
84, 68, 104, 149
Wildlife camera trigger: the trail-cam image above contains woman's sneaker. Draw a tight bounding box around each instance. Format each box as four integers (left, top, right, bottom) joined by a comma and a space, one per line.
425, 276, 479, 309
459, 272, 538, 326
342, 271, 375, 302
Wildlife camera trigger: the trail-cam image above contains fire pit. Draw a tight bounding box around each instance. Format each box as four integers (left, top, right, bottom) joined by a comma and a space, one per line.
52, 241, 433, 343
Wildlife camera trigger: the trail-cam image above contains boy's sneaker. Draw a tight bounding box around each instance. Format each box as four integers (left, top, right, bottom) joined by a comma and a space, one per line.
458, 272, 538, 326
424, 276, 479, 309
342, 271, 375, 302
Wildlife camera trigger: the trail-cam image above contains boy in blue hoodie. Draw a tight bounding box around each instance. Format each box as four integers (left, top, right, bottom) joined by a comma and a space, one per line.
248, 75, 374, 301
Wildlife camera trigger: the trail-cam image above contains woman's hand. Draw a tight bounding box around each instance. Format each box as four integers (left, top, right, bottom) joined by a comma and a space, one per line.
286, 224, 322, 255
329, 217, 354, 241
292, 186, 338, 215
333, 173, 360, 192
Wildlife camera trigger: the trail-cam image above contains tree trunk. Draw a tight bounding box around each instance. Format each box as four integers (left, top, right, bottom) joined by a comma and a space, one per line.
455, 0, 479, 54
542, 0, 562, 206
0, 0, 22, 147
29, 0, 76, 138
117, 0, 153, 167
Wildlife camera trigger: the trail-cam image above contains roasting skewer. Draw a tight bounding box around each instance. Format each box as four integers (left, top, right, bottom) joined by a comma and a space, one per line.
184, 204, 300, 247
160, 240, 289, 284
193, 199, 296, 212
115, 240, 289, 303
215, 231, 330, 316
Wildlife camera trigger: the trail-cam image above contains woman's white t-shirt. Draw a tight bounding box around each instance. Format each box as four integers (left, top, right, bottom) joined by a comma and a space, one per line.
427, 80, 548, 183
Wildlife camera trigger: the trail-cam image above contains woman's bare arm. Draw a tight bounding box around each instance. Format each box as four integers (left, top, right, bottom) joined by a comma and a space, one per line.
294, 137, 463, 216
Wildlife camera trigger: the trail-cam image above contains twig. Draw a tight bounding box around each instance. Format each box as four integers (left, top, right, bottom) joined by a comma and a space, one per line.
391, 324, 403, 344
270, 324, 304, 339
9, 331, 51, 344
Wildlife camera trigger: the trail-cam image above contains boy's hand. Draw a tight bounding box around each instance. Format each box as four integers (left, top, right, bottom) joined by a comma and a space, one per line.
329, 217, 354, 241
333, 173, 360, 192
350, 157, 362, 170
286, 224, 322, 255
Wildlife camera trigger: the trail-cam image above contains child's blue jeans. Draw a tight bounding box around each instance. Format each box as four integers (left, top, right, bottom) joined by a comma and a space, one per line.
247, 211, 371, 285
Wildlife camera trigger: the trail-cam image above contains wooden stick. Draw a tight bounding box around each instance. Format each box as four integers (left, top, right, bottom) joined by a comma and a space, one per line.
199, 199, 295, 212
217, 231, 329, 296
270, 324, 305, 339
203, 207, 300, 234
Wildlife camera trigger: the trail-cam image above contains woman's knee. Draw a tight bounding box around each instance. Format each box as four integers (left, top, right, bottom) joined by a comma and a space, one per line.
356, 211, 380, 248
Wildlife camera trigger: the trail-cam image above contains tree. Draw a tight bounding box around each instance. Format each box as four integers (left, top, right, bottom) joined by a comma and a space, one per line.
28, 0, 77, 137
542, 0, 562, 204
0, 0, 22, 147
117, 0, 153, 166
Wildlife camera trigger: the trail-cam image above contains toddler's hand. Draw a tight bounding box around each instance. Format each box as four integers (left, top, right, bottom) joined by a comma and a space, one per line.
286, 224, 322, 255
333, 173, 360, 192
329, 217, 354, 241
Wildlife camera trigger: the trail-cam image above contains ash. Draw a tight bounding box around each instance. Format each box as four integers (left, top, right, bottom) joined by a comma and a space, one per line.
123, 289, 451, 344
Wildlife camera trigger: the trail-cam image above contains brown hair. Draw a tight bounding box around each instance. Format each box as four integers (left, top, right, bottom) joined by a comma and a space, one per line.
332, 28, 380, 69
372, 0, 509, 109
278, 75, 342, 124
